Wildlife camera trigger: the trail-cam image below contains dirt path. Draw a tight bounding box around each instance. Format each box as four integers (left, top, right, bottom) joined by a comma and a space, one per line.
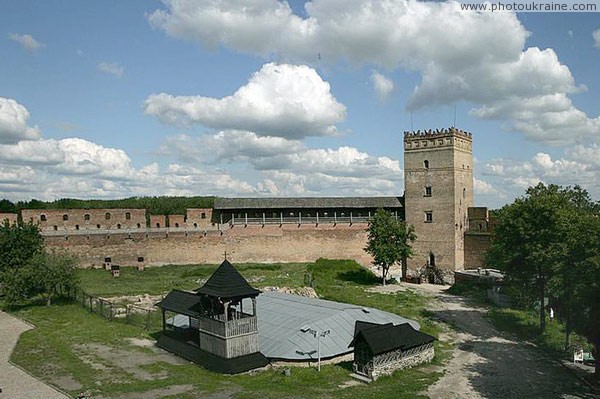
415, 286, 597, 399
0, 310, 69, 399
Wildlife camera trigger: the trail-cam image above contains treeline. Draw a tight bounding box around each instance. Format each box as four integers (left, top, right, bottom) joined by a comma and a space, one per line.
487, 183, 600, 378
0, 196, 215, 215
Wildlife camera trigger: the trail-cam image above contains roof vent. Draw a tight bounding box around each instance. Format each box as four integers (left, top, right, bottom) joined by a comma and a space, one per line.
300, 325, 311, 332
361, 308, 370, 313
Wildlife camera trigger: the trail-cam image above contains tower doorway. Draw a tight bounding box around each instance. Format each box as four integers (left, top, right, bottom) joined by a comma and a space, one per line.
428, 253, 436, 284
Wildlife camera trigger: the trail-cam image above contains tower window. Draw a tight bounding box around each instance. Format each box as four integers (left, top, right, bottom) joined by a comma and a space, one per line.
125, 212, 131, 220
75, 225, 79, 230
105, 212, 111, 220
424, 160, 429, 169
424, 211, 433, 223
63, 214, 69, 221
424, 186, 432, 197
84, 214, 90, 221
40, 214, 47, 221
201, 212, 206, 219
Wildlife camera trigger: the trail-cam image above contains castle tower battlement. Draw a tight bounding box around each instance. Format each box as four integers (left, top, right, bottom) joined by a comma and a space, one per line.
404, 128, 472, 153
403, 127, 474, 282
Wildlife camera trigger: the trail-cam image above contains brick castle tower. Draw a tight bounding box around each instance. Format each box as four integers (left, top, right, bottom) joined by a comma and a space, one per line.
403, 128, 474, 282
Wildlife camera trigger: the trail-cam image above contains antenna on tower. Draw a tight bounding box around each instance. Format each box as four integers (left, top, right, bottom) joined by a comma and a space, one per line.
453, 105, 457, 128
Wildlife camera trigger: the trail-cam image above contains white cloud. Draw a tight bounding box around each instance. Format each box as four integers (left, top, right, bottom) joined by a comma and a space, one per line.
594, 29, 600, 48
148, 0, 600, 145
474, 177, 497, 195
145, 63, 345, 139
371, 71, 394, 101
97, 62, 124, 78
158, 131, 403, 196
9, 33, 43, 51
0, 97, 41, 144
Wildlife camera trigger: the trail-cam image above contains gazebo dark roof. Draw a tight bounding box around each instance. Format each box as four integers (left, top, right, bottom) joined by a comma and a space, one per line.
195, 260, 260, 299
214, 197, 403, 210
155, 290, 202, 318
349, 322, 435, 355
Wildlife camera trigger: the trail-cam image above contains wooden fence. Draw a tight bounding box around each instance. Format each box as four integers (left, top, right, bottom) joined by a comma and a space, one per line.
70, 288, 162, 330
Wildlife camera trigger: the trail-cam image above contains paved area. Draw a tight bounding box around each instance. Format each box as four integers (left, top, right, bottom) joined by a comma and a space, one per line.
0, 310, 69, 399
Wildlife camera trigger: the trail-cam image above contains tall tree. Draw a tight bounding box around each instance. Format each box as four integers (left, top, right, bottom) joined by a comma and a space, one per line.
487, 184, 575, 332
364, 209, 416, 285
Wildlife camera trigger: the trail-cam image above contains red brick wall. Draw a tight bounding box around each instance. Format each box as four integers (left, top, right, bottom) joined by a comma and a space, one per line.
21, 209, 146, 231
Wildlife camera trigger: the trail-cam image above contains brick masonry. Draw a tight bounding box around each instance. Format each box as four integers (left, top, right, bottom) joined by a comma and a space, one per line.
43, 223, 373, 268
0, 212, 18, 225
21, 208, 146, 231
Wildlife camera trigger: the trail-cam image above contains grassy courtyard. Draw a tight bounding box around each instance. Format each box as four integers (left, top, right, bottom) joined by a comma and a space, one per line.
9, 259, 450, 398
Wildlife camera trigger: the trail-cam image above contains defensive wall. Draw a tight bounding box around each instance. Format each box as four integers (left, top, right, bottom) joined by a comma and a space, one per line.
43, 223, 373, 268
0, 212, 18, 225
464, 207, 493, 269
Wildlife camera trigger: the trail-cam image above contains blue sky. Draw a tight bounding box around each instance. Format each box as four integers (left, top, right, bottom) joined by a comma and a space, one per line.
1, 0, 600, 208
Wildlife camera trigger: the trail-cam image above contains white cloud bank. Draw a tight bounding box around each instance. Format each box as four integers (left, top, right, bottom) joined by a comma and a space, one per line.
145, 63, 346, 139
8, 33, 43, 51
148, 0, 600, 145
0, 97, 41, 144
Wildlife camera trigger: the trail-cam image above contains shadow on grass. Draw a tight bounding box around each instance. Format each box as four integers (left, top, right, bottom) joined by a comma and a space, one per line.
337, 269, 380, 286
489, 309, 540, 340
336, 361, 354, 372
2, 296, 73, 312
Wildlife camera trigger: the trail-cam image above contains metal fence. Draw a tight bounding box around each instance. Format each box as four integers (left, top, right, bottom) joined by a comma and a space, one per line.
70, 288, 162, 330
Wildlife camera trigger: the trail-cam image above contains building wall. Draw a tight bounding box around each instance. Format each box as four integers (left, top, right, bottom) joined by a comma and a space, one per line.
187, 208, 214, 229
21, 209, 146, 231
0, 213, 18, 225
404, 128, 474, 277
150, 215, 165, 228
464, 232, 491, 269
42, 223, 373, 268
168, 215, 185, 228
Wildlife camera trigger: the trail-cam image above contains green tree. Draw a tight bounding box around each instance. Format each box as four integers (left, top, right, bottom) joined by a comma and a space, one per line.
0, 220, 44, 278
487, 184, 579, 332
2, 252, 79, 307
364, 209, 416, 285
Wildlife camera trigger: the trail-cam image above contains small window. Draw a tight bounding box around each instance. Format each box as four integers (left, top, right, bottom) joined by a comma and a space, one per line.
156, 223, 160, 228
84, 214, 90, 221
63, 214, 69, 221
463, 188, 466, 198
53, 225, 58, 231
40, 214, 47, 221
75, 225, 79, 230
424, 160, 429, 169
424, 186, 432, 197
96, 224, 101, 229
201, 212, 206, 219
117, 224, 121, 229
125, 212, 131, 220
425, 211, 433, 223
105, 212, 111, 220
137, 223, 141, 228
193, 223, 198, 228
175, 223, 179, 228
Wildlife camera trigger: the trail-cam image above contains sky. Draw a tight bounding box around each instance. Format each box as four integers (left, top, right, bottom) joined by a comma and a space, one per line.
1, 0, 600, 208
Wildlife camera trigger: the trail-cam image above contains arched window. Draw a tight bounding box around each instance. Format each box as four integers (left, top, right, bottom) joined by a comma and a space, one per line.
105, 212, 111, 220
53, 225, 58, 231
424, 160, 429, 169
201, 212, 206, 219
96, 224, 101, 229
125, 212, 131, 220
193, 223, 198, 228
40, 214, 47, 221
175, 223, 179, 228
137, 223, 141, 228
84, 214, 91, 221
156, 223, 160, 228
63, 214, 69, 221
117, 224, 121, 229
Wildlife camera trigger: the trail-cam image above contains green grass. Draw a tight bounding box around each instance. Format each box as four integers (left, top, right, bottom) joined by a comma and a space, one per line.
77, 262, 311, 297
487, 307, 592, 358
10, 259, 449, 398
